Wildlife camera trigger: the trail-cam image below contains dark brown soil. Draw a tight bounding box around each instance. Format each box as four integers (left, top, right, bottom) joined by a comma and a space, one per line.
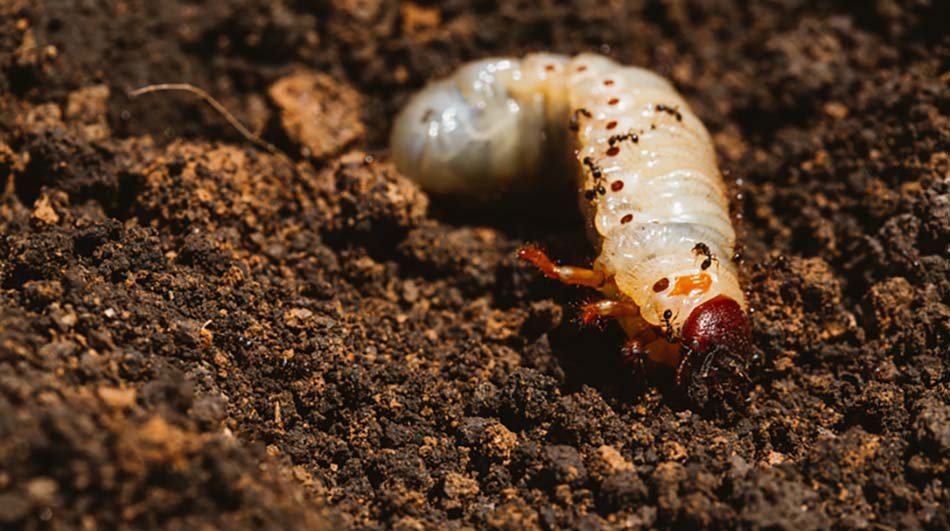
1, 1, 948, 529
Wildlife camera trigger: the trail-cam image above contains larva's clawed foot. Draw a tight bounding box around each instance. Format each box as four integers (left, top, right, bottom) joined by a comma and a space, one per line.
621, 339, 650, 386
578, 299, 639, 328
579, 303, 605, 328
517, 244, 558, 279
517, 245, 605, 288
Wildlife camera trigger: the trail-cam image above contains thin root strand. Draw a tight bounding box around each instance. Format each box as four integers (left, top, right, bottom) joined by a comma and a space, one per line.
128, 83, 287, 161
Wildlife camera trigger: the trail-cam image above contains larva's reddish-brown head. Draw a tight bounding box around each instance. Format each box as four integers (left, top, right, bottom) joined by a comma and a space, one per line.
678, 295, 752, 407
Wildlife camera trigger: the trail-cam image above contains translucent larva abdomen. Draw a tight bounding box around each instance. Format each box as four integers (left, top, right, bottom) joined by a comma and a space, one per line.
390, 55, 574, 195
391, 53, 752, 404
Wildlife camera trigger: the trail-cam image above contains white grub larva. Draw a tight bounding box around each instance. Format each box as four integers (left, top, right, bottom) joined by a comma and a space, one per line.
391, 53, 751, 403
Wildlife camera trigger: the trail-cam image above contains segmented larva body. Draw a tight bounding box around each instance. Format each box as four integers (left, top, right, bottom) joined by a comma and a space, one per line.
392, 53, 751, 398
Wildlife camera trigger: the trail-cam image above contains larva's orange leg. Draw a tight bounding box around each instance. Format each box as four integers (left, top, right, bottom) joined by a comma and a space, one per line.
518, 244, 604, 288
579, 299, 639, 327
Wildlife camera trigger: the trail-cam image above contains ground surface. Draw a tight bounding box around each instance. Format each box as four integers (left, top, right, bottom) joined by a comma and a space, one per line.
0, 1, 948, 529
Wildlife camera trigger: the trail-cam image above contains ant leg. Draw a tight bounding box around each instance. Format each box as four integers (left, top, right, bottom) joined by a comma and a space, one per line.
518, 244, 605, 288
578, 299, 640, 327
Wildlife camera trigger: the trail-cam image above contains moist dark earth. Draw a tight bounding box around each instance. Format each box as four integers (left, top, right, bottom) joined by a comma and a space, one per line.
1, 1, 948, 529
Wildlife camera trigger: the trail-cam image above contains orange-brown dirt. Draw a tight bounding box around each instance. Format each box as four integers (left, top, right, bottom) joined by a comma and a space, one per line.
1, 1, 947, 529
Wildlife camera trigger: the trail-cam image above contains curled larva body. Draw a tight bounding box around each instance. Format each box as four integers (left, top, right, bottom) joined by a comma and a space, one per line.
392, 53, 751, 404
